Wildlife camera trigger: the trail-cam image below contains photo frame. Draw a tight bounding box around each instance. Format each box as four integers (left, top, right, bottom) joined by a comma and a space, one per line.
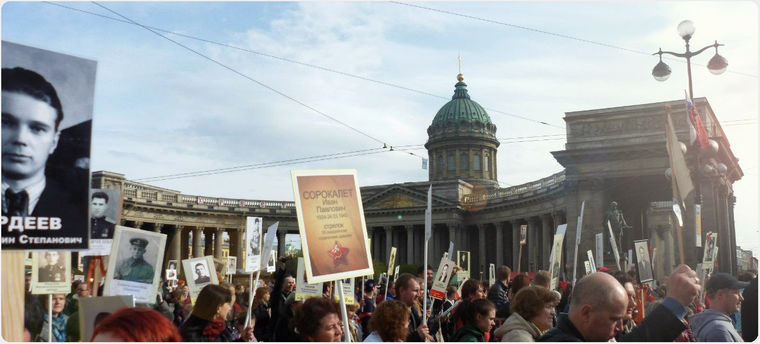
79, 295, 134, 342
182, 255, 218, 301
31, 251, 71, 294
81, 189, 122, 256
634, 240, 654, 283
103, 226, 166, 303
244, 217, 263, 273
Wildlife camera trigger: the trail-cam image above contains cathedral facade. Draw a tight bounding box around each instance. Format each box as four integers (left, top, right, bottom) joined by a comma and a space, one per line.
94, 75, 743, 281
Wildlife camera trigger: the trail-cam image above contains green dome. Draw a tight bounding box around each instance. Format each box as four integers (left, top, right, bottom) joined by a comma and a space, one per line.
431, 81, 493, 126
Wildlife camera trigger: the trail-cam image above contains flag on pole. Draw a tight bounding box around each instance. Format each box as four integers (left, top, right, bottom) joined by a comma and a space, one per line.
665, 111, 695, 205
425, 185, 432, 241
685, 93, 710, 149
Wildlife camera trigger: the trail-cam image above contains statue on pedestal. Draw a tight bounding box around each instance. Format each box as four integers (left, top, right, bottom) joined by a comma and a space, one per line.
603, 201, 632, 263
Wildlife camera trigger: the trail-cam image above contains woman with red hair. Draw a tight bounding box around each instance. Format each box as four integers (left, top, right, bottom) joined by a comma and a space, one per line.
90, 307, 182, 342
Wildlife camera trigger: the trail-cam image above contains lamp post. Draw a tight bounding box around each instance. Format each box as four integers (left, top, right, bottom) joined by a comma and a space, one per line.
652, 20, 728, 102
652, 20, 728, 267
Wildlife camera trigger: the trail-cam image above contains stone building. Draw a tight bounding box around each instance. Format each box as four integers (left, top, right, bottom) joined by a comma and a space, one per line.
93, 74, 742, 280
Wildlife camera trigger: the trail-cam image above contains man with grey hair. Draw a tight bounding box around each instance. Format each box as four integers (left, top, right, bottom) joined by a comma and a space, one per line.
539, 264, 700, 342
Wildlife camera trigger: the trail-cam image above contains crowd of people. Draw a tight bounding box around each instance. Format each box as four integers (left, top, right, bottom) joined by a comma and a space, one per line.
22, 254, 757, 342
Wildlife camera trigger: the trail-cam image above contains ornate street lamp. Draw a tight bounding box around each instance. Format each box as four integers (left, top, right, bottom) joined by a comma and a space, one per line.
652, 20, 728, 101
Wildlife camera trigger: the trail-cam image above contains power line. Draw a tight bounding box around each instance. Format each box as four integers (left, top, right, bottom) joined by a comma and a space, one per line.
91, 1, 389, 147
390, 1, 758, 79
43, 1, 566, 130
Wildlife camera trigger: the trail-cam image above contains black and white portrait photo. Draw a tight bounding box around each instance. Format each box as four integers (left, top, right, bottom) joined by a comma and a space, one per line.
182, 256, 219, 300
267, 250, 277, 272
168, 260, 178, 271
104, 226, 166, 303
245, 216, 263, 273
90, 189, 119, 239
634, 240, 653, 283
457, 251, 470, 272
1, 41, 95, 250
31, 251, 71, 294
226, 256, 237, 275
194, 261, 211, 284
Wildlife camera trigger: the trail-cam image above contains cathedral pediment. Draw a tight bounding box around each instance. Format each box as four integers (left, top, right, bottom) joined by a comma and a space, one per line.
363, 185, 451, 210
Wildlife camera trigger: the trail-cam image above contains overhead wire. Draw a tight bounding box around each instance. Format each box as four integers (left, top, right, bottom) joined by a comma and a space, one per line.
390, 1, 758, 79
44, 1, 565, 130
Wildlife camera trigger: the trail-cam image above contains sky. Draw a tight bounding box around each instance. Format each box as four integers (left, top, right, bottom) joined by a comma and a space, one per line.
2, 1, 758, 257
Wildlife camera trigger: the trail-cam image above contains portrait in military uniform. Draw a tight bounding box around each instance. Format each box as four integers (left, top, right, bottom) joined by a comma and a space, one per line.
244, 216, 263, 273
634, 240, 653, 283
38, 251, 65, 282
113, 237, 155, 283
90, 189, 120, 239
104, 226, 166, 303
182, 256, 219, 300
31, 251, 71, 294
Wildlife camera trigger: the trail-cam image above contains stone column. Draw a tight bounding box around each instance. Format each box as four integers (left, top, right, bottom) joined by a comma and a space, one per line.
134, 222, 144, 230
384, 226, 393, 262
406, 225, 414, 265
367, 228, 375, 257
153, 223, 163, 233
528, 217, 539, 271
495, 223, 504, 267
170, 225, 183, 262
477, 224, 486, 277
541, 214, 553, 270
204, 228, 214, 256
448, 226, 456, 258
277, 230, 286, 257
180, 228, 190, 260
214, 228, 224, 259
192, 227, 203, 258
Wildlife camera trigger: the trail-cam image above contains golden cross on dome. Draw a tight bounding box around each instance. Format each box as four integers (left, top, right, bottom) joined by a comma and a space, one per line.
457, 54, 464, 82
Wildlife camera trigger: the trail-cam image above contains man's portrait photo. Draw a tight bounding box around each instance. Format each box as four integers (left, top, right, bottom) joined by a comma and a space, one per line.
2, 41, 95, 250
249, 217, 261, 256
634, 240, 653, 283
31, 251, 71, 294
226, 256, 236, 275
168, 260, 178, 271
104, 226, 166, 303
114, 237, 155, 284
194, 262, 211, 284
38, 251, 65, 282
90, 190, 119, 239
439, 263, 449, 283
457, 251, 470, 272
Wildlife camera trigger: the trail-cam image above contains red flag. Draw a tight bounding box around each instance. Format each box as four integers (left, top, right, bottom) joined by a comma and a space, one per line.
685, 96, 710, 148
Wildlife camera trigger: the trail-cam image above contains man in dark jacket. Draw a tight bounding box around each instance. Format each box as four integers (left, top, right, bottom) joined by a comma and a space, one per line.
265, 255, 294, 340
741, 276, 757, 342
539, 264, 699, 342
487, 265, 511, 318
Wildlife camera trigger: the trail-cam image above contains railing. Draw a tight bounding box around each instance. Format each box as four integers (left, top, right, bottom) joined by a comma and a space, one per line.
123, 182, 296, 209
461, 171, 565, 204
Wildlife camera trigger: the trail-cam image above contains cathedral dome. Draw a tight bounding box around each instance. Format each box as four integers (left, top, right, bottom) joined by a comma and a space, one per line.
428, 77, 497, 138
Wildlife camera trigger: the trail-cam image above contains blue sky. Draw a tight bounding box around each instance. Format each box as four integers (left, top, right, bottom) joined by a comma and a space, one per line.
2, 1, 757, 256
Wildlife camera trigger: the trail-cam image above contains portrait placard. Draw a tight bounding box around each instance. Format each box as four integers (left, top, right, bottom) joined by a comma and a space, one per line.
583, 260, 591, 275
457, 251, 471, 272
549, 233, 564, 290
634, 240, 653, 283
393, 265, 400, 282
167, 260, 179, 271
80, 189, 122, 256
266, 250, 276, 273
386, 247, 397, 282
226, 256, 237, 275
488, 263, 496, 287
295, 257, 323, 301
1, 41, 96, 250
431, 257, 454, 299
104, 226, 166, 303
79, 295, 134, 342
31, 251, 71, 294
520, 225, 527, 245
244, 217, 263, 273
182, 255, 218, 301
333, 277, 356, 305
702, 232, 718, 272
166, 269, 177, 281
292, 170, 373, 283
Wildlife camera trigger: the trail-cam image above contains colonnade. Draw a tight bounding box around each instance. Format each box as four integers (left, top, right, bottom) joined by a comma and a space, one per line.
366, 211, 567, 275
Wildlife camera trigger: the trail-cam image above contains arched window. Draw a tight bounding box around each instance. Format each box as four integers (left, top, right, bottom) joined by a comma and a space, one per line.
460, 153, 469, 170
448, 155, 455, 171
437, 155, 444, 172
485, 155, 490, 172
473, 154, 482, 171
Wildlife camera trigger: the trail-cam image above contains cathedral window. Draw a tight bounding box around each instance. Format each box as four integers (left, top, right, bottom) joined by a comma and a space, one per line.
448, 155, 455, 171
460, 153, 469, 170
473, 155, 482, 171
